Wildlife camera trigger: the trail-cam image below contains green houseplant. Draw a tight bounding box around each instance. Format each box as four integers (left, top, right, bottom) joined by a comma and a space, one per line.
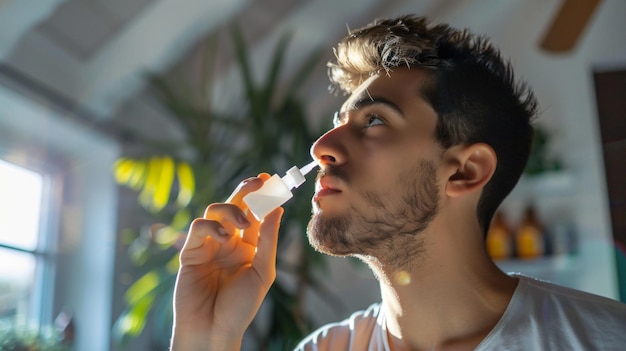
523, 125, 563, 176
112, 26, 338, 350
0, 324, 71, 351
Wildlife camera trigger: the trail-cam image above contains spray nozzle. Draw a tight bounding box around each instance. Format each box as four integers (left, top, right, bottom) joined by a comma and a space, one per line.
282, 160, 318, 190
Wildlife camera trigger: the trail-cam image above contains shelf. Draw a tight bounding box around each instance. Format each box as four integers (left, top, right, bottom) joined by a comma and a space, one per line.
500, 171, 577, 224
508, 171, 575, 200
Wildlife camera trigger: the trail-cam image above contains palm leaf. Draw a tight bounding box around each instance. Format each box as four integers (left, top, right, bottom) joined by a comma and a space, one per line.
231, 26, 257, 112
263, 32, 292, 109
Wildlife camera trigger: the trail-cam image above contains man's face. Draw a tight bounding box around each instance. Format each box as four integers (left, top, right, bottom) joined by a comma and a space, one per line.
307, 67, 444, 266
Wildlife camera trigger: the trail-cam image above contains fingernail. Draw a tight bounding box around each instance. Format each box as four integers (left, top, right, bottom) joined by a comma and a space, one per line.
217, 227, 228, 236
238, 213, 249, 225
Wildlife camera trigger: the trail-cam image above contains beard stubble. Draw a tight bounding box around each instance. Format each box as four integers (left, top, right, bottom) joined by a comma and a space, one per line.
306, 159, 440, 271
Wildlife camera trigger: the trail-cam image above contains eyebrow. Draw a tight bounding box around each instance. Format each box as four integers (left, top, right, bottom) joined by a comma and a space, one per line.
333, 93, 405, 126
345, 95, 404, 117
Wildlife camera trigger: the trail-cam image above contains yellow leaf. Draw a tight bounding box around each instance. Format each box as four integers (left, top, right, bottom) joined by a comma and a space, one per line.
139, 157, 161, 211
176, 162, 195, 207
153, 156, 175, 211
114, 158, 135, 184
128, 160, 147, 190
125, 271, 159, 305
118, 293, 155, 337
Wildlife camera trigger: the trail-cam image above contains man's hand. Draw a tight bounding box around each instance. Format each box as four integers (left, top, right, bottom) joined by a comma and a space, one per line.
170, 174, 284, 351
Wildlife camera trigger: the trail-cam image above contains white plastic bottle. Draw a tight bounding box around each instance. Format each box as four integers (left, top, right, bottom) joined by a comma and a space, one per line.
243, 160, 318, 220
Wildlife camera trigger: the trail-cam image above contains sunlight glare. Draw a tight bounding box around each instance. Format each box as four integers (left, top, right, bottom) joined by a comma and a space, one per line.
0, 159, 43, 251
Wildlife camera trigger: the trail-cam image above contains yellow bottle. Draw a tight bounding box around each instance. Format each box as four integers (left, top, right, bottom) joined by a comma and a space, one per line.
516, 205, 545, 259
486, 211, 512, 260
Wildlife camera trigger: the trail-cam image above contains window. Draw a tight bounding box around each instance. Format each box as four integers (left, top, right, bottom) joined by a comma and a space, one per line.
0, 158, 58, 328
0, 79, 120, 351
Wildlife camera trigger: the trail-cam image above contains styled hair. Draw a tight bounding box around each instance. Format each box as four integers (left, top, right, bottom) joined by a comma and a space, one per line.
328, 15, 538, 234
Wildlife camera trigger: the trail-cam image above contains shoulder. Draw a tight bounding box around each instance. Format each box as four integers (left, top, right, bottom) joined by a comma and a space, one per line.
516, 274, 626, 313
294, 303, 384, 351
478, 274, 626, 350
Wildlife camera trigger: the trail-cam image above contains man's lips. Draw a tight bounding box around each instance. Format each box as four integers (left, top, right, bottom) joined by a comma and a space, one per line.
314, 188, 342, 200
313, 176, 343, 201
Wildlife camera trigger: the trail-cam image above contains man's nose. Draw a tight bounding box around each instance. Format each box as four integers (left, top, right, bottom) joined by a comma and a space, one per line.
310, 126, 348, 167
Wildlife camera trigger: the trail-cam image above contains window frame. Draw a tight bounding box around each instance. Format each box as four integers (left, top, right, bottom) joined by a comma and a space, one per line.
0, 154, 63, 327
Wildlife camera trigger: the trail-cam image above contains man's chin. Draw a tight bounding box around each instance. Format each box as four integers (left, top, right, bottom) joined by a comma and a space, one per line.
306, 213, 354, 256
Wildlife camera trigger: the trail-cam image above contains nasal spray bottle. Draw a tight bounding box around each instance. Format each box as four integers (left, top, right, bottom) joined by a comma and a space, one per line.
243, 160, 318, 220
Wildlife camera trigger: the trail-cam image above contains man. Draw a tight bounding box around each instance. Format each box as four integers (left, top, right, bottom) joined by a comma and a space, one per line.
170, 15, 626, 351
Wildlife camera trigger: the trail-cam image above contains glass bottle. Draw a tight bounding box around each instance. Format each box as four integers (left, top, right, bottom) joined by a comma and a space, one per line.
516, 205, 545, 259
486, 211, 513, 260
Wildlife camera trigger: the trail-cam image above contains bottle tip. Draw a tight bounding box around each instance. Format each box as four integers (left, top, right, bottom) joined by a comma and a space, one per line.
283, 166, 306, 189
299, 160, 318, 176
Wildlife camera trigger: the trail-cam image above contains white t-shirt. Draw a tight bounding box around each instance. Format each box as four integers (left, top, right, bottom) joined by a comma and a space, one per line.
295, 274, 626, 350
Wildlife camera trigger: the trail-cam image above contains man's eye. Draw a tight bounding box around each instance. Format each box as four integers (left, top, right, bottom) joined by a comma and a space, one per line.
366, 114, 385, 127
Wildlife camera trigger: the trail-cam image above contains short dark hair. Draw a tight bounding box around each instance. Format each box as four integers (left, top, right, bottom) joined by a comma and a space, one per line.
328, 14, 538, 234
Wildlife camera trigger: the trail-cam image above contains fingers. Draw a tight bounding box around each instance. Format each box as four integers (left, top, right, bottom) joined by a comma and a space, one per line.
181, 174, 279, 262
179, 218, 227, 266
241, 209, 261, 245
224, 174, 269, 206
183, 200, 251, 253
200, 176, 263, 238
182, 217, 231, 252
252, 207, 284, 286
204, 202, 251, 230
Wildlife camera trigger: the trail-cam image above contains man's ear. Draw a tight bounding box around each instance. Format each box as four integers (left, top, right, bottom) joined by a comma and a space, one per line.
444, 143, 497, 198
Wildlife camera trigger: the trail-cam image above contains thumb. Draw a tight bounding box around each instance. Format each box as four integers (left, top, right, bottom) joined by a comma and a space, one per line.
252, 207, 284, 287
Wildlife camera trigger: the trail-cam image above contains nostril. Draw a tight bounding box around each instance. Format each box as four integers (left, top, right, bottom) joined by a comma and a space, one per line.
321, 155, 336, 164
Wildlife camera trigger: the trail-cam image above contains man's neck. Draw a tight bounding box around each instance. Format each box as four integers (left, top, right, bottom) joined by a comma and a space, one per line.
368, 225, 518, 350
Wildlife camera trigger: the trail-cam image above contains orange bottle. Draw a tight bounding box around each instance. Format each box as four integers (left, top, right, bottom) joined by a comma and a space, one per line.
486, 211, 513, 260
516, 205, 545, 259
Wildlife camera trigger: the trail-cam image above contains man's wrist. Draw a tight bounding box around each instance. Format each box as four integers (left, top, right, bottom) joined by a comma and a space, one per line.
170, 329, 243, 351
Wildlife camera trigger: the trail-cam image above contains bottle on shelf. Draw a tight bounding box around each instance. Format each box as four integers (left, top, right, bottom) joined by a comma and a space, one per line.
486, 211, 513, 260
515, 204, 545, 259
547, 221, 578, 256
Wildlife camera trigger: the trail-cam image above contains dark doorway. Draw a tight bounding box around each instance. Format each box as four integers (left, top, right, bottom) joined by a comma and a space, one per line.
593, 68, 626, 302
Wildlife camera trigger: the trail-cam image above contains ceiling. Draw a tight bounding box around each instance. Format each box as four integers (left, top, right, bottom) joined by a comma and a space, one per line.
0, 0, 612, 137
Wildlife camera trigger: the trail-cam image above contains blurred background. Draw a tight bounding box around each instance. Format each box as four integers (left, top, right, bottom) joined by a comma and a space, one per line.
0, 0, 625, 350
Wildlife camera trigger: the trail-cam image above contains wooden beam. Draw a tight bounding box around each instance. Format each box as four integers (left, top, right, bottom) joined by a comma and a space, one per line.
539, 0, 602, 53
